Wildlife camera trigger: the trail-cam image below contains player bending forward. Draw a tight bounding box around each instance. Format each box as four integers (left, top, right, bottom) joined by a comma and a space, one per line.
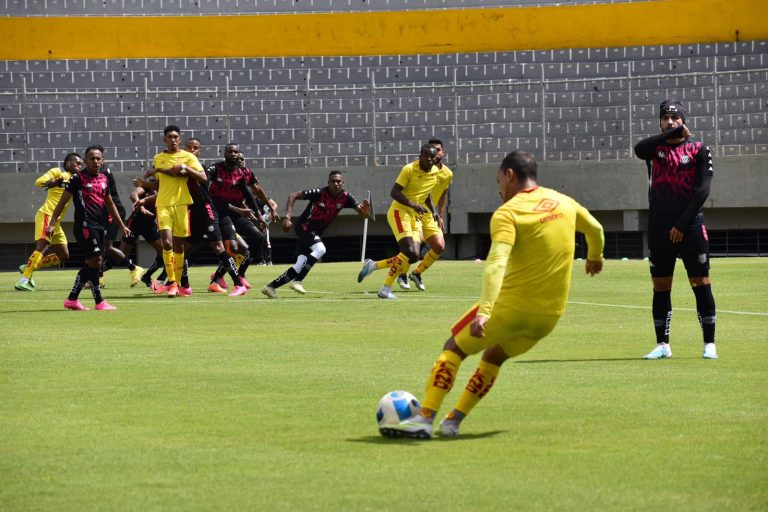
389, 151, 605, 438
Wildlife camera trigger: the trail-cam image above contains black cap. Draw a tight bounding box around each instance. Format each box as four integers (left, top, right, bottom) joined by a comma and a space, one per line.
659, 99, 687, 122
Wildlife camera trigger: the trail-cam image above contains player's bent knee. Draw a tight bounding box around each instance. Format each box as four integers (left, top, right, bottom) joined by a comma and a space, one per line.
310, 242, 326, 260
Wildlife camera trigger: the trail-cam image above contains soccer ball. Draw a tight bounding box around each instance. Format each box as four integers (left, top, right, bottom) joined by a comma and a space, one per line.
376, 390, 421, 433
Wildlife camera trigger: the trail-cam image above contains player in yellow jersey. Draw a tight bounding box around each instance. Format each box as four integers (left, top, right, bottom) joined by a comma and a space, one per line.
386, 150, 605, 439
15, 153, 84, 291
357, 144, 440, 299
397, 138, 454, 291
146, 125, 206, 298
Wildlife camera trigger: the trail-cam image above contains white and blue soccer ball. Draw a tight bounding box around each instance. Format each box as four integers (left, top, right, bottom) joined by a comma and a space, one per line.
376, 390, 421, 431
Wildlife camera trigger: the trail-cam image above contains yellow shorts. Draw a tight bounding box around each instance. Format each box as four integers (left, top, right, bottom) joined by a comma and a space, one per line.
156, 205, 190, 238
387, 204, 442, 242
451, 302, 561, 358
35, 210, 67, 245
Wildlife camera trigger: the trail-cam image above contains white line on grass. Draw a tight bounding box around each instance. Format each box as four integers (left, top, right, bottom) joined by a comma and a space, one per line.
4, 296, 766, 317
568, 300, 768, 317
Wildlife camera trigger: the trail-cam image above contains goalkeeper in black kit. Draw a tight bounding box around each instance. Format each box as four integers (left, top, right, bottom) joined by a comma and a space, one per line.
634, 99, 718, 360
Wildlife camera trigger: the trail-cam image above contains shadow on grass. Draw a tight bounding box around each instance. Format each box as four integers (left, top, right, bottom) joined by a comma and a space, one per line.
348, 431, 505, 444
514, 357, 680, 363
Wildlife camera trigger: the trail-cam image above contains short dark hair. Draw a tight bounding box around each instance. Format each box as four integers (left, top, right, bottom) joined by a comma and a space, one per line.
84, 145, 104, 157
63, 152, 82, 166
329, 170, 343, 179
428, 138, 443, 147
225, 143, 240, 150
187, 137, 201, 144
164, 125, 181, 136
420, 144, 438, 157
500, 150, 537, 180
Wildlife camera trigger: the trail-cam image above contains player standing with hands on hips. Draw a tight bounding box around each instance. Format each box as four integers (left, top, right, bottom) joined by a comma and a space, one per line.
634, 99, 718, 360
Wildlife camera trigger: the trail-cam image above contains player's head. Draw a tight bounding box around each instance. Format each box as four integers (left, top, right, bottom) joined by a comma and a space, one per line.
498, 150, 537, 201
163, 125, 182, 151
185, 137, 202, 157
224, 143, 241, 165
83, 146, 104, 174
428, 138, 445, 163
659, 99, 687, 131
419, 144, 439, 170
63, 152, 84, 172
328, 170, 344, 196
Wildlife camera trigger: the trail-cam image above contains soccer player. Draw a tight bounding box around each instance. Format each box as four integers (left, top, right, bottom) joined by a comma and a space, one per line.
634, 99, 718, 360
146, 125, 206, 298
96, 149, 144, 287
386, 151, 604, 438
46, 146, 131, 310
261, 170, 370, 298
203, 143, 265, 297
397, 138, 454, 291
15, 153, 83, 291
113, 180, 164, 288
357, 144, 440, 299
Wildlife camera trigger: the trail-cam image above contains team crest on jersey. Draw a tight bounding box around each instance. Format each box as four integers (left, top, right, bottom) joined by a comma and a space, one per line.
533, 199, 559, 213
680, 155, 691, 164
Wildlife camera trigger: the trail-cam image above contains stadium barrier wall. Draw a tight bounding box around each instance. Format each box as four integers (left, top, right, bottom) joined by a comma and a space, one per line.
2, 155, 766, 263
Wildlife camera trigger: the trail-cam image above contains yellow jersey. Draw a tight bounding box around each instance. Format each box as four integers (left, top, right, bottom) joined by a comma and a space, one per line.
489, 186, 604, 316
152, 150, 203, 207
394, 160, 439, 211
431, 163, 453, 205
35, 167, 73, 216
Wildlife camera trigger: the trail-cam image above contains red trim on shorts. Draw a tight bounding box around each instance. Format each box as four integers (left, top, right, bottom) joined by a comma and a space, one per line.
40, 214, 51, 239
394, 209, 404, 233
451, 305, 479, 337
701, 224, 708, 241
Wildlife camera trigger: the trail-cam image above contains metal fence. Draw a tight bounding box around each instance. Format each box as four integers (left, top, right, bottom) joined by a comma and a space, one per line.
1, 66, 766, 173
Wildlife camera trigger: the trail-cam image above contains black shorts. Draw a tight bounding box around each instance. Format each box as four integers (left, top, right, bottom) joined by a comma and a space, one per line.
188, 202, 222, 245
123, 212, 160, 245
295, 224, 321, 256
74, 224, 106, 260
215, 212, 240, 243
648, 224, 711, 278
234, 216, 266, 247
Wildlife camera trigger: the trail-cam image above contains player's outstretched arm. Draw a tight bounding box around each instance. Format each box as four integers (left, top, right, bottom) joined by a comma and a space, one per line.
575, 203, 605, 277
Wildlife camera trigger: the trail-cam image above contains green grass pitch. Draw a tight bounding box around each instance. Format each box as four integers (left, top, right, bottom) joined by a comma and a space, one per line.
1, 258, 767, 511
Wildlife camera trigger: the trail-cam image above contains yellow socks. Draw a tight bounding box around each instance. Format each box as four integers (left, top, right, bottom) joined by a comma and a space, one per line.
162, 249, 176, 282
39, 253, 61, 269
415, 248, 440, 275
173, 252, 185, 285
383, 253, 410, 287
453, 360, 501, 417
421, 350, 463, 413
23, 251, 44, 278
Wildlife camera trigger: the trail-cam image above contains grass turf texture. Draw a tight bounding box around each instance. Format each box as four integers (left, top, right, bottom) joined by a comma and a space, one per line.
1, 258, 766, 511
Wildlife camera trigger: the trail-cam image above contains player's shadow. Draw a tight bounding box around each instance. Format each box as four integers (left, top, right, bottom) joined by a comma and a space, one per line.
348, 431, 505, 444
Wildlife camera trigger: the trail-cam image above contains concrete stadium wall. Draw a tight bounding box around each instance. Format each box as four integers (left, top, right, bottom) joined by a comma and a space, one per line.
3, 155, 766, 260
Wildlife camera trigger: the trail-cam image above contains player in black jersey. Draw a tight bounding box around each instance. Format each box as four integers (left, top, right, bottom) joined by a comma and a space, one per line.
115, 180, 164, 288
82, 146, 143, 288
634, 99, 718, 360
46, 146, 130, 310
203, 143, 269, 297
261, 170, 370, 298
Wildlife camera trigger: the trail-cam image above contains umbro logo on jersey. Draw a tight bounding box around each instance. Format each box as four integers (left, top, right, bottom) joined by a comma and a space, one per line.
533, 199, 560, 213
680, 155, 691, 164
657, 151, 665, 159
